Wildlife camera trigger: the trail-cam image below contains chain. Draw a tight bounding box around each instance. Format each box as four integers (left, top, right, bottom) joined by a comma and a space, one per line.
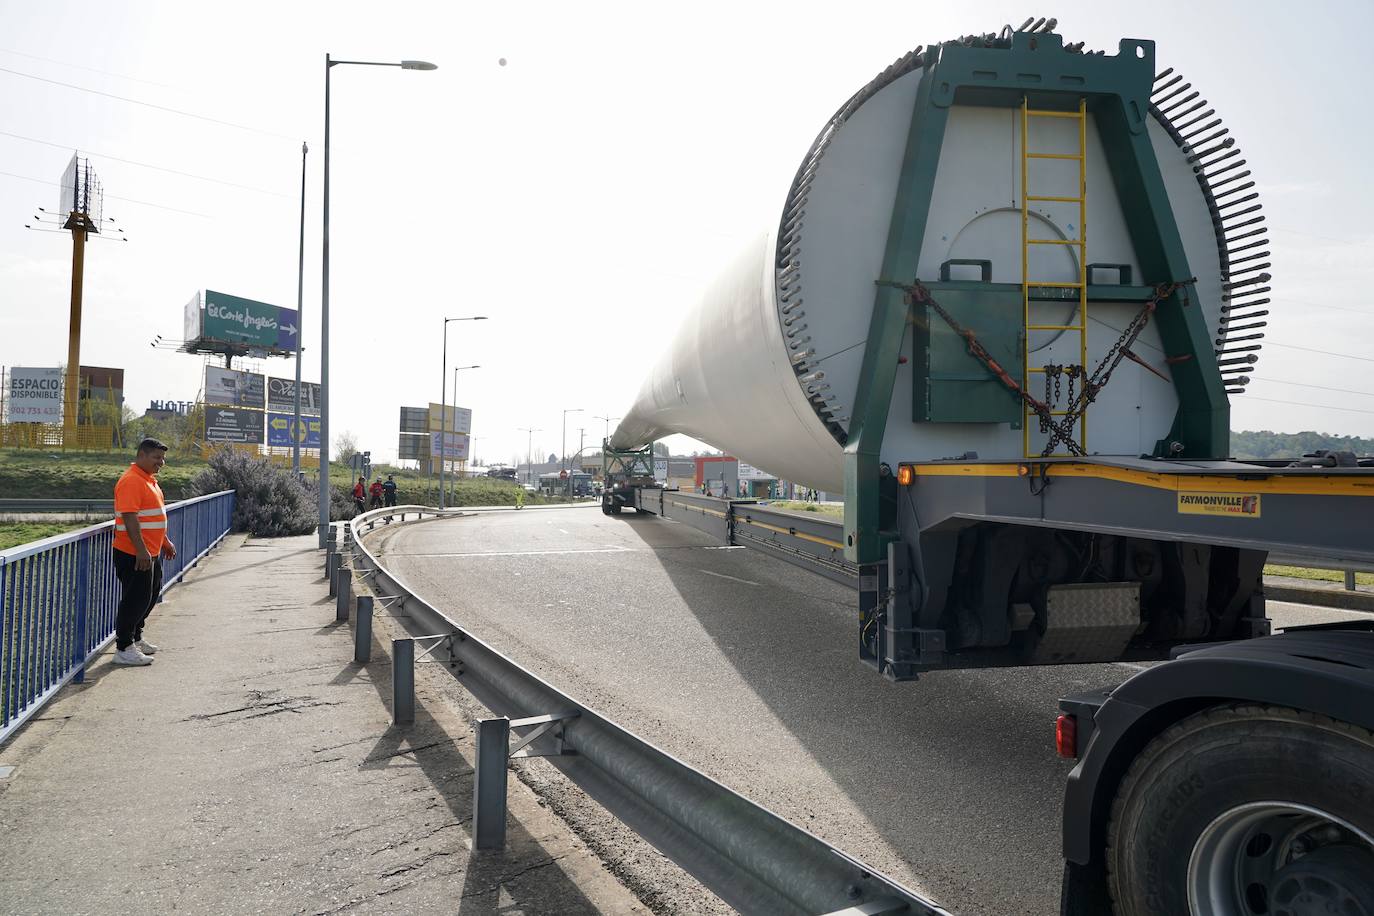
1039, 279, 1190, 456
878, 278, 1063, 443
877, 277, 1192, 458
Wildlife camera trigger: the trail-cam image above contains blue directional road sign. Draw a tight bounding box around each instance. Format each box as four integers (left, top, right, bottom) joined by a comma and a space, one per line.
267, 412, 322, 448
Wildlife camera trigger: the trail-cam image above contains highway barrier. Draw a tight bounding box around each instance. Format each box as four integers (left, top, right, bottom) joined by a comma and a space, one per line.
0, 498, 116, 514
0, 490, 235, 745
345, 503, 947, 916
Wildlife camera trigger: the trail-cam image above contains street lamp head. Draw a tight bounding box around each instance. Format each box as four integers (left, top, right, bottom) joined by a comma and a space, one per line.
400, 60, 438, 71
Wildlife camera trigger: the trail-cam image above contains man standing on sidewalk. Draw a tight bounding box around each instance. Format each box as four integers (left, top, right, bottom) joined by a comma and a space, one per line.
111, 437, 177, 666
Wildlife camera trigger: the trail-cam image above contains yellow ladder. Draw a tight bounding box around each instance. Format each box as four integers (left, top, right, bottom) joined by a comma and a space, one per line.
1021, 97, 1088, 457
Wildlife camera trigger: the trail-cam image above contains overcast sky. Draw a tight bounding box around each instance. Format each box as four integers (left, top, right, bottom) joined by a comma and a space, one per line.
2, 0, 1371, 466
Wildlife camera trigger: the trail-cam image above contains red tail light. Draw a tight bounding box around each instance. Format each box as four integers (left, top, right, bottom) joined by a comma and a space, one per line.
1055, 714, 1078, 758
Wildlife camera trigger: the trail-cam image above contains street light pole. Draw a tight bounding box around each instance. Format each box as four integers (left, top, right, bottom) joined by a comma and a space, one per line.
561, 407, 582, 473
518, 427, 540, 484
318, 54, 437, 548
438, 317, 486, 509
292, 140, 307, 475
449, 363, 479, 503
593, 414, 618, 447
317, 54, 332, 547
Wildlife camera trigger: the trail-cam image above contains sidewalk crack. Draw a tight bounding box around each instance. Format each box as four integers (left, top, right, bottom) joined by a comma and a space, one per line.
457, 854, 570, 898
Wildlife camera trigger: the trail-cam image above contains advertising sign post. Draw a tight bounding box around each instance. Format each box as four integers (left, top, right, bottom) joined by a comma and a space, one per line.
186, 290, 300, 354
7, 367, 64, 422
430, 431, 470, 462
427, 402, 472, 436
267, 377, 321, 413
267, 413, 322, 448
205, 407, 265, 444
204, 367, 266, 408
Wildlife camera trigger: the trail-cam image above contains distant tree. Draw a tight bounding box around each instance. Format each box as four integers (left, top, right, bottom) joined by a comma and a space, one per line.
653, 442, 669, 457
124, 410, 192, 453
335, 430, 359, 462
547, 452, 558, 465
1230, 429, 1374, 460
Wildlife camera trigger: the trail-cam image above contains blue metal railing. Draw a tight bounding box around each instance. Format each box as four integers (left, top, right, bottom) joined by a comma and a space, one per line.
0, 489, 235, 745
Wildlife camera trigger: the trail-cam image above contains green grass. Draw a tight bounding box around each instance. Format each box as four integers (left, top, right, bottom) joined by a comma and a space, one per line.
0, 448, 208, 500
761, 499, 844, 518
0, 521, 95, 551
0, 447, 573, 509
329, 460, 572, 507
1265, 564, 1372, 587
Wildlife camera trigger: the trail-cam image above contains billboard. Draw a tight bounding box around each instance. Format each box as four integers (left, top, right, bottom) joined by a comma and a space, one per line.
7, 367, 64, 422
187, 290, 299, 353
184, 291, 202, 345
205, 367, 265, 408
428, 402, 472, 435
398, 433, 428, 460
266, 412, 322, 448
399, 406, 429, 434
431, 431, 470, 461
205, 407, 264, 444
737, 461, 775, 481
266, 377, 321, 414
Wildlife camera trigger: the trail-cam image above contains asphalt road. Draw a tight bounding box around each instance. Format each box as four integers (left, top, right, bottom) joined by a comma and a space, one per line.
371, 505, 1366, 916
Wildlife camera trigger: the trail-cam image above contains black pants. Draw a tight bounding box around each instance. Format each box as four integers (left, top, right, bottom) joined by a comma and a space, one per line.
114, 549, 163, 650
384, 493, 396, 507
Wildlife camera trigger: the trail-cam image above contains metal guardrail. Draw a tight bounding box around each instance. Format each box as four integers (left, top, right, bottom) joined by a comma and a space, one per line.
343, 504, 947, 916
0, 490, 235, 745
1267, 553, 1370, 591
0, 498, 117, 514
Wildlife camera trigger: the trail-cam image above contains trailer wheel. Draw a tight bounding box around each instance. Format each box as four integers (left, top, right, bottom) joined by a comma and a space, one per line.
1106, 704, 1374, 915
610, 504, 622, 515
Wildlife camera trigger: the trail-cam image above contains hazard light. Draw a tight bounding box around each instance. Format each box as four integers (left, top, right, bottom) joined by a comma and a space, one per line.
1055, 714, 1078, 759
897, 464, 914, 486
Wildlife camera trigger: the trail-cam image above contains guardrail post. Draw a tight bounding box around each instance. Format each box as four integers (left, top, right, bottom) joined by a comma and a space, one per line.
336, 568, 352, 622
324, 537, 335, 571
1345, 569, 1357, 591
353, 595, 372, 663
393, 638, 414, 725
473, 717, 511, 850
327, 553, 340, 595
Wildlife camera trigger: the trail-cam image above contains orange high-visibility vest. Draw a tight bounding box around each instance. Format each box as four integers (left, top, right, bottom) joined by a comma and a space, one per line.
113, 463, 167, 556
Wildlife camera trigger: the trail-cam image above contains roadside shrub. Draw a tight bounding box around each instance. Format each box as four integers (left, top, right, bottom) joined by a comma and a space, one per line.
187, 448, 328, 537
329, 481, 359, 521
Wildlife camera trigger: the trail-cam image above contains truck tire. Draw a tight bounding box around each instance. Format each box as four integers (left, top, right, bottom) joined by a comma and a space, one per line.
1106, 704, 1374, 916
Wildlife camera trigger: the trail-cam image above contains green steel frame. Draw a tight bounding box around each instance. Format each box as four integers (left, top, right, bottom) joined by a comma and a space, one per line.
845, 31, 1227, 564
602, 440, 656, 482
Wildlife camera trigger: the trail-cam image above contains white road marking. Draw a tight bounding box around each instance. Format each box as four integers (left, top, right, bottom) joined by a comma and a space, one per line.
703, 545, 746, 550
1114, 662, 1151, 672
558, 529, 569, 534
698, 568, 760, 586
406, 546, 633, 559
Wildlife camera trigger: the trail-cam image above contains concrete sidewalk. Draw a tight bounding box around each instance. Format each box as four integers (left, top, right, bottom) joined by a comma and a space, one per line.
0, 534, 647, 915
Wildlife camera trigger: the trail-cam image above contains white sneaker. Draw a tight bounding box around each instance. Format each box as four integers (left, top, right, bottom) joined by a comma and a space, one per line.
113, 645, 153, 666
135, 639, 158, 655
